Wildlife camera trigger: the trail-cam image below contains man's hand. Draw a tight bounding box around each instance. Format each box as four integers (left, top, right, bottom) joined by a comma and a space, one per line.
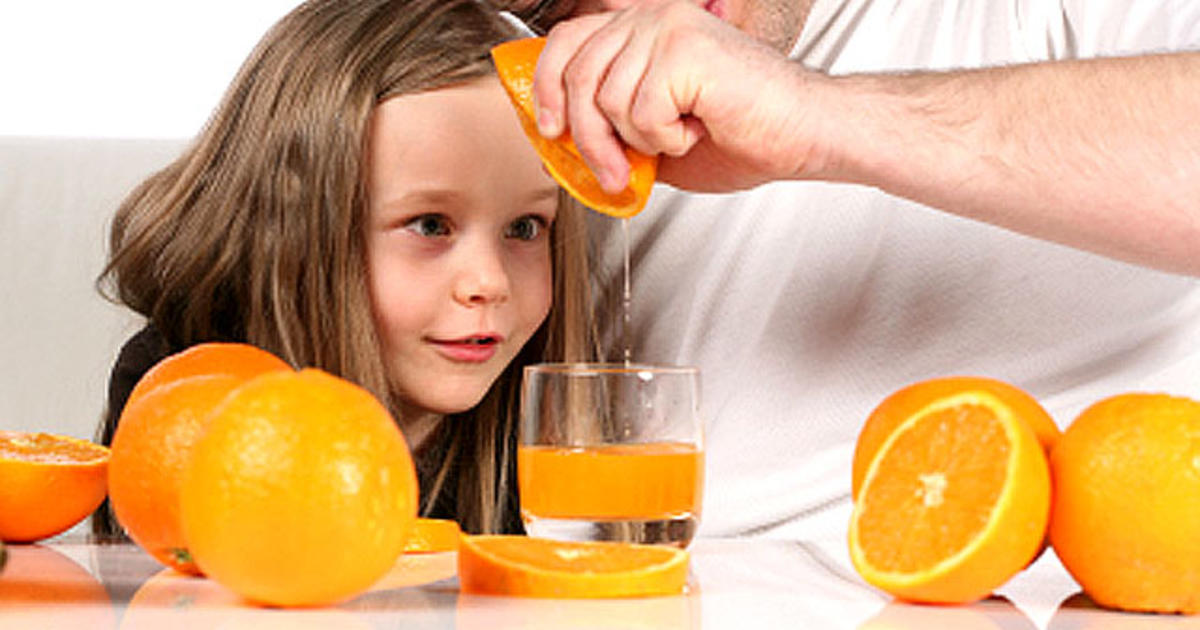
532, 1, 828, 193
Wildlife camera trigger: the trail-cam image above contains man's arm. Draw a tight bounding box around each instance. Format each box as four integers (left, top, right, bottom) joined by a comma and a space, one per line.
532, 2, 1200, 274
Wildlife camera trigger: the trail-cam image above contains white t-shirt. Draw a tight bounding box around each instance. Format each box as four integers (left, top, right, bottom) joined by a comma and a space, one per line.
587, 0, 1200, 539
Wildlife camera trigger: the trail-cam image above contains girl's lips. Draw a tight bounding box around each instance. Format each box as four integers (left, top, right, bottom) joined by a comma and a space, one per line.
429, 336, 502, 363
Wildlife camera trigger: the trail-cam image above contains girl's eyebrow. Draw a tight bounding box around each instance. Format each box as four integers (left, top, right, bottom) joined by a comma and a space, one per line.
385, 189, 468, 211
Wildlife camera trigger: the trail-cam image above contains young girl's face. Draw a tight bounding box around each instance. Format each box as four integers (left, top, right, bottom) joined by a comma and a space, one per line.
365, 77, 559, 417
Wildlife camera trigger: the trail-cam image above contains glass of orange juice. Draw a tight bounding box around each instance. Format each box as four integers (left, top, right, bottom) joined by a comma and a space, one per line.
518, 363, 703, 548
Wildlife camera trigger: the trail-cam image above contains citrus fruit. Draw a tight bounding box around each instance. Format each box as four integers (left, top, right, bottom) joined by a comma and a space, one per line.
109, 374, 244, 574
852, 376, 1060, 500
491, 36, 658, 218
1048, 392, 1200, 614
848, 388, 1051, 604
0, 431, 110, 542
180, 368, 418, 607
403, 518, 461, 553
124, 342, 290, 411
458, 534, 689, 598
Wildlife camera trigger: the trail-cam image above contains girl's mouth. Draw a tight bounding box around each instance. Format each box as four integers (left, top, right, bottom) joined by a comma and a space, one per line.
429, 335, 502, 363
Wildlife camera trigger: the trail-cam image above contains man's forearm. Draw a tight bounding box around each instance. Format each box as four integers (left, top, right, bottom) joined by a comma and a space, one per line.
819, 52, 1200, 275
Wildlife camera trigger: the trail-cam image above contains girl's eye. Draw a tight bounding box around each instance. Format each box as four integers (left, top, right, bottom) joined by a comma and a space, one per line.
505, 215, 549, 241
404, 214, 451, 237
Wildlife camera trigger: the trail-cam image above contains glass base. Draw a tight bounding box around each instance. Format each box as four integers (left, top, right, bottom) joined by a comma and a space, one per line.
522, 514, 698, 548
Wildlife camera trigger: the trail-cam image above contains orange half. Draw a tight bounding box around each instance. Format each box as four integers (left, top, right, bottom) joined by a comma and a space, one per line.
0, 432, 110, 542
458, 534, 688, 598
491, 37, 657, 218
847, 391, 1050, 604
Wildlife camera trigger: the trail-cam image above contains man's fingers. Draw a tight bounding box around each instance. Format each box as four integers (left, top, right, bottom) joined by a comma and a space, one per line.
534, 14, 609, 139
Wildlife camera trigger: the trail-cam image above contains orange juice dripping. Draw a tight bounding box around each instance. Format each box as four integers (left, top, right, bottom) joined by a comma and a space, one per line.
518, 442, 703, 520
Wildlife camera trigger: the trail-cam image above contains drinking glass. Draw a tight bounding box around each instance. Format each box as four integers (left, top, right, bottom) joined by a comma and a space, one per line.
518, 363, 704, 548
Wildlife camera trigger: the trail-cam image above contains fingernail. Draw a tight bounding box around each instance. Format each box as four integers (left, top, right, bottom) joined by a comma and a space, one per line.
537, 107, 561, 137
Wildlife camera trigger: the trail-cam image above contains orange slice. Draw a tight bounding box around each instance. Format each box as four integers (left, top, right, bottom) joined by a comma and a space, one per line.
847, 390, 1050, 604
458, 534, 688, 598
491, 37, 657, 218
0, 431, 110, 542
403, 518, 461, 553
851, 377, 1060, 500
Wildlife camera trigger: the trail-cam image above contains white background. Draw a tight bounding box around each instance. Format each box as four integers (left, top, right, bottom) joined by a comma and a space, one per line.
0, 2, 304, 138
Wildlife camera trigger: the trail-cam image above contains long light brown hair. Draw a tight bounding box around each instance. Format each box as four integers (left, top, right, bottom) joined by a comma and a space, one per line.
98, 0, 595, 534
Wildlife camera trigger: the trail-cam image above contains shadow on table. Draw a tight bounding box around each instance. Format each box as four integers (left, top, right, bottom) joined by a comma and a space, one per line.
857, 595, 1037, 630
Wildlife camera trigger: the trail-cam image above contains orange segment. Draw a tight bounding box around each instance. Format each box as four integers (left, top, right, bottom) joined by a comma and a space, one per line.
491, 37, 657, 218
848, 391, 1050, 604
125, 342, 290, 411
0, 432, 110, 543
403, 518, 461, 553
458, 534, 688, 598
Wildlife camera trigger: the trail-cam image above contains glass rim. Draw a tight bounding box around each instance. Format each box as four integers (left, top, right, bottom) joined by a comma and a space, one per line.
523, 362, 698, 377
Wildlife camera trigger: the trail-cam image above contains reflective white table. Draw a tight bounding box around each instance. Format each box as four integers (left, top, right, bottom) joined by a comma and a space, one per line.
0, 524, 1193, 630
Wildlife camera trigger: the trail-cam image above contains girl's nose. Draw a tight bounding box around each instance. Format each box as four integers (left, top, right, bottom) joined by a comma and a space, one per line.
453, 246, 510, 306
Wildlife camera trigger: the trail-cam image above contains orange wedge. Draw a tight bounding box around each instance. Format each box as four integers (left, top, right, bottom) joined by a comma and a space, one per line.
491, 37, 657, 218
403, 518, 461, 553
0, 432, 110, 542
851, 377, 1060, 500
458, 534, 688, 598
848, 390, 1050, 604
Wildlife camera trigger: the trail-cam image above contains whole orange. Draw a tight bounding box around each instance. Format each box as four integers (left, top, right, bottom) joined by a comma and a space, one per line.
108, 374, 243, 574
1049, 392, 1200, 614
180, 369, 418, 607
0, 432, 109, 542
852, 376, 1060, 500
124, 342, 290, 412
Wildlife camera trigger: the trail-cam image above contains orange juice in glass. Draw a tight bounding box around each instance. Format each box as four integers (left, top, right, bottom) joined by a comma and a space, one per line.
519, 364, 703, 547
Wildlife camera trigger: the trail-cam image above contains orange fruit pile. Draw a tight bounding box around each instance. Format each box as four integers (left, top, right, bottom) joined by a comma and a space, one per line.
1049, 393, 1200, 614
848, 378, 1052, 604
491, 37, 658, 218
458, 534, 688, 598
0, 431, 110, 543
181, 368, 418, 607
108, 342, 289, 573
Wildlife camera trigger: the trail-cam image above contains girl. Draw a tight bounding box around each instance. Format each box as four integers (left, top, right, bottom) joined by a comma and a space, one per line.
94, 0, 596, 537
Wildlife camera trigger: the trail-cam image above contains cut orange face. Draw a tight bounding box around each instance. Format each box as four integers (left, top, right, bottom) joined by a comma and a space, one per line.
851, 377, 1060, 500
848, 390, 1051, 604
0, 432, 110, 542
458, 535, 688, 598
491, 37, 657, 218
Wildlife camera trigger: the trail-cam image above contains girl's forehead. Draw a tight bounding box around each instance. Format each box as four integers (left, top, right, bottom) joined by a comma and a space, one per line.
366, 78, 556, 210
